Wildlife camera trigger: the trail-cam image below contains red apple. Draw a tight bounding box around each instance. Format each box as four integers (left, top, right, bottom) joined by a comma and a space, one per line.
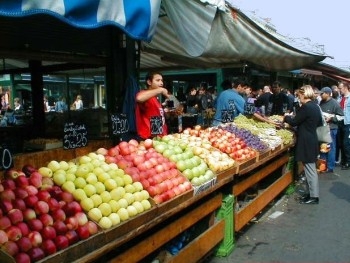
27, 231, 42, 247
0, 199, 13, 213
51, 208, 66, 222
7, 209, 23, 225
54, 235, 69, 251
65, 229, 79, 245
22, 164, 37, 177
14, 186, 29, 198
63, 201, 82, 217
25, 185, 38, 196
86, 221, 99, 235
27, 218, 44, 232
39, 214, 54, 226
41, 177, 54, 190
76, 224, 90, 240
47, 197, 60, 211
15, 252, 31, 263
23, 208, 36, 221
0, 229, 9, 245
59, 191, 74, 203
53, 220, 68, 235
0, 218, 12, 233
4, 169, 20, 179
28, 247, 45, 262
0, 188, 16, 201
41, 239, 57, 256
48, 186, 63, 199
41, 225, 57, 240
14, 175, 29, 188
74, 212, 88, 226
16, 236, 32, 252
6, 225, 22, 241
37, 190, 51, 201
65, 216, 79, 230
16, 222, 30, 237
34, 200, 50, 215
12, 198, 27, 211
107, 146, 119, 157
29, 172, 43, 188
2, 179, 16, 190
1, 240, 19, 256
24, 195, 39, 208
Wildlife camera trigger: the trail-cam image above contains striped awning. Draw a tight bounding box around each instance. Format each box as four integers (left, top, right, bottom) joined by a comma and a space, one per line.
0, 0, 161, 41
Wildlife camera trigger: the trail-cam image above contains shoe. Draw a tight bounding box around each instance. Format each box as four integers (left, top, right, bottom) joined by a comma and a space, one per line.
299, 197, 319, 204
296, 194, 309, 201
341, 164, 350, 170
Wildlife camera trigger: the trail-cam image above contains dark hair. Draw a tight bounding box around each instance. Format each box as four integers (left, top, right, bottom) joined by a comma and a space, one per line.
232, 78, 249, 89
272, 81, 282, 88
145, 71, 163, 84
221, 80, 232, 90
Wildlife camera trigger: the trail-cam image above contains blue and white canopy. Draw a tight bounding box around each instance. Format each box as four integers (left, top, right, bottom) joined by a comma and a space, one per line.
0, 0, 161, 41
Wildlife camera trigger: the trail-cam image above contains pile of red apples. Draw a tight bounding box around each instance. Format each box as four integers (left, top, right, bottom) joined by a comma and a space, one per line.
0, 166, 99, 263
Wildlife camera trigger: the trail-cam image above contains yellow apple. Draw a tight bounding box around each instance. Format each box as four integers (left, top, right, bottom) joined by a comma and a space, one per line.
94, 182, 106, 194
97, 172, 110, 183
124, 184, 136, 194
88, 152, 98, 160
104, 178, 117, 191
90, 194, 103, 207
80, 197, 94, 211
108, 200, 120, 213
108, 213, 121, 226
53, 173, 66, 186
48, 160, 60, 172
124, 193, 135, 205
91, 159, 102, 168
66, 173, 76, 182
88, 207, 102, 222
122, 174, 133, 185
114, 176, 124, 187
126, 205, 138, 217
108, 163, 119, 170
110, 187, 125, 201
141, 200, 151, 210
132, 201, 144, 213
133, 182, 143, 192
96, 154, 105, 162
100, 191, 111, 203
117, 207, 129, 221
86, 173, 98, 184
74, 177, 87, 189
101, 163, 111, 172
93, 167, 104, 177
38, 167, 53, 178
59, 161, 69, 171
83, 184, 97, 197
73, 188, 88, 202
62, 181, 76, 193
133, 192, 144, 202
98, 202, 112, 217
79, 155, 92, 165
117, 198, 128, 209
99, 216, 112, 229
76, 165, 90, 178
140, 190, 150, 200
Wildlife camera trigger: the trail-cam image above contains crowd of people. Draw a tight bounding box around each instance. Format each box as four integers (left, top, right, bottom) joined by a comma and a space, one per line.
135, 71, 350, 206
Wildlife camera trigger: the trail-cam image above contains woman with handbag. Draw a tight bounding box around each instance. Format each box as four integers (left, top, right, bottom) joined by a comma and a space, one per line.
284, 85, 323, 204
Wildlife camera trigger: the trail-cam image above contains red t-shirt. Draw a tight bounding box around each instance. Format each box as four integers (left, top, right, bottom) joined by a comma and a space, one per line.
135, 95, 167, 139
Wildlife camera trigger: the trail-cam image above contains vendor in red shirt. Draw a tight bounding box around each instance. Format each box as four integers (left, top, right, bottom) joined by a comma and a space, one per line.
135, 72, 169, 139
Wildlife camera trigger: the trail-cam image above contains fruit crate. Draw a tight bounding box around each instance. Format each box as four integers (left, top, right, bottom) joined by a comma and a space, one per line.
156, 188, 194, 216
236, 154, 258, 173
23, 140, 63, 151
257, 149, 270, 162
216, 166, 237, 181
193, 177, 217, 196
270, 143, 283, 155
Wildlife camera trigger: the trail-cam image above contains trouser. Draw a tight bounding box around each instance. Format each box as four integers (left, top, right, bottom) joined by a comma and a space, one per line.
319, 129, 338, 171
342, 124, 350, 164
303, 162, 319, 198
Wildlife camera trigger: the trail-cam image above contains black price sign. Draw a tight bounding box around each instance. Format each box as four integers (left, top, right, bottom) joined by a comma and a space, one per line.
0, 147, 13, 171
111, 113, 129, 135
221, 110, 234, 123
244, 102, 255, 115
63, 122, 88, 149
150, 116, 163, 135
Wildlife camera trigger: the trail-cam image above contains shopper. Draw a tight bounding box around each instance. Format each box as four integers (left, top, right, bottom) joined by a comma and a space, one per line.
135, 71, 169, 140
318, 87, 344, 173
338, 82, 350, 170
284, 85, 322, 204
212, 78, 247, 126
14, 97, 23, 111
267, 81, 292, 116
72, 95, 83, 110
55, 96, 68, 112
186, 86, 198, 114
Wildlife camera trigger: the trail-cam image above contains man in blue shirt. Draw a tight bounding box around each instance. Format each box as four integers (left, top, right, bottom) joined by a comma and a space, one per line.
212, 78, 248, 126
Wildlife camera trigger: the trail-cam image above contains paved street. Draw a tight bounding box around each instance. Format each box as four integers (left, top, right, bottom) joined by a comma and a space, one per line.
208, 165, 350, 263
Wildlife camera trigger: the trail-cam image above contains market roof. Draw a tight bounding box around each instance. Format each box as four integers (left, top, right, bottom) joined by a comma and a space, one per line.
140, 0, 328, 71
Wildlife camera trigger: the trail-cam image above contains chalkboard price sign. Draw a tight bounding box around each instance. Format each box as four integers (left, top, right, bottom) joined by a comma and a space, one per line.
0, 146, 13, 171
63, 122, 88, 149
221, 110, 234, 123
111, 113, 129, 135
150, 116, 163, 135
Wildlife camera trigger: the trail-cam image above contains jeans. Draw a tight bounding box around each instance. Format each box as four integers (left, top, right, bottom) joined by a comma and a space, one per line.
342, 124, 350, 164
320, 129, 338, 171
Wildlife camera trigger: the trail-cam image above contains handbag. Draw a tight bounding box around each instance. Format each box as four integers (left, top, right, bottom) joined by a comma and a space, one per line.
316, 106, 332, 143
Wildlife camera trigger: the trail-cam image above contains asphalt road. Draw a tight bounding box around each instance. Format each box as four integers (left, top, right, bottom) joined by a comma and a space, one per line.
207, 165, 350, 263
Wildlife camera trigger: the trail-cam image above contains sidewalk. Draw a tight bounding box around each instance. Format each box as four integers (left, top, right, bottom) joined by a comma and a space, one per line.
207, 165, 350, 263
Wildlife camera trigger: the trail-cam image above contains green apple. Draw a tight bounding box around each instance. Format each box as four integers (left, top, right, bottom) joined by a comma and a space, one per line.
38, 167, 53, 178
94, 182, 106, 194
114, 176, 124, 187
80, 197, 94, 211
108, 163, 119, 170
99, 216, 112, 229
140, 190, 150, 200
110, 187, 125, 201
88, 152, 98, 160
108, 213, 121, 226
90, 194, 103, 208
67, 166, 78, 175
79, 155, 92, 165
62, 181, 76, 193
84, 184, 97, 197
93, 167, 104, 177
66, 173, 76, 182
74, 177, 87, 189
141, 199, 152, 210
117, 198, 128, 209
108, 200, 120, 213
86, 173, 98, 184
115, 169, 125, 177
59, 161, 70, 171
53, 172, 66, 186
124, 192, 135, 205
124, 184, 136, 194
133, 182, 143, 192
73, 188, 88, 202
98, 172, 110, 183
76, 165, 90, 178
117, 207, 129, 222
122, 174, 133, 185
126, 205, 138, 217
88, 207, 102, 222
98, 202, 112, 217
100, 191, 112, 203
96, 154, 105, 162
91, 159, 102, 168
133, 192, 144, 202
104, 179, 117, 192
101, 163, 111, 172
48, 160, 60, 172
132, 201, 144, 213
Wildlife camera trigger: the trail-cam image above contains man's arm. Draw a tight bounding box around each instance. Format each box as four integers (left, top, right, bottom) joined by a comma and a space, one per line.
136, 88, 169, 103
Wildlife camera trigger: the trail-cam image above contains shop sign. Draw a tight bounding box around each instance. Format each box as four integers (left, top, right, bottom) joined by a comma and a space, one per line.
110, 113, 129, 135
63, 122, 88, 149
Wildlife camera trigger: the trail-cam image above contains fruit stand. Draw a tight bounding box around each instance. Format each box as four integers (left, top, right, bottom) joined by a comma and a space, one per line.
0, 119, 295, 263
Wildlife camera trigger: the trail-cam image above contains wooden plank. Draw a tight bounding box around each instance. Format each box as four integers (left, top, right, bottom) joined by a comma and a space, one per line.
108, 193, 223, 263
233, 154, 289, 196
167, 219, 225, 263
235, 171, 292, 232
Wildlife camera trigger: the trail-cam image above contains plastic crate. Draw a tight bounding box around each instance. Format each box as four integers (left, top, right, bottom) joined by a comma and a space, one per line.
215, 194, 235, 257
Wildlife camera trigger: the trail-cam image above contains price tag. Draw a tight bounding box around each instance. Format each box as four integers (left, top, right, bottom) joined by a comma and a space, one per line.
0, 146, 13, 170
150, 116, 163, 135
110, 113, 129, 135
221, 110, 234, 123
244, 102, 255, 115
63, 122, 88, 149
